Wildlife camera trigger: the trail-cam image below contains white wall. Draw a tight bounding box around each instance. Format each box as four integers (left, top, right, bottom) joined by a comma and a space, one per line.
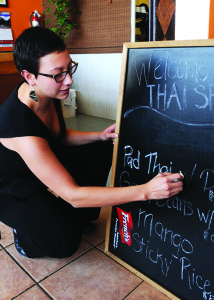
70, 53, 122, 120
70, 1, 210, 120
176, 0, 210, 40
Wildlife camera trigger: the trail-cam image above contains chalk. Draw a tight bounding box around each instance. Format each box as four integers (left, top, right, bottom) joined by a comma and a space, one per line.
179, 171, 184, 179
173, 171, 184, 182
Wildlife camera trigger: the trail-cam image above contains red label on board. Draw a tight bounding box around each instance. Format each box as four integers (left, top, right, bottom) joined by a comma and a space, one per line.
116, 207, 133, 246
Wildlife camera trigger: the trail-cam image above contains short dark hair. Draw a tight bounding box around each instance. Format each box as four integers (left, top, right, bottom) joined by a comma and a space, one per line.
13, 27, 66, 78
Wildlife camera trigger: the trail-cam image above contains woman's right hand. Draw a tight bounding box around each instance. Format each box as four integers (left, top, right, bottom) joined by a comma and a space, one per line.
143, 172, 183, 201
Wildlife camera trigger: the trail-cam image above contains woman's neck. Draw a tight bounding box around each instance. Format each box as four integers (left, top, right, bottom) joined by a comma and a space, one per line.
18, 82, 53, 113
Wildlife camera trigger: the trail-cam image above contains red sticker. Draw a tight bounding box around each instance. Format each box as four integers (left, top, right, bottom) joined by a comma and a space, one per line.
116, 207, 133, 246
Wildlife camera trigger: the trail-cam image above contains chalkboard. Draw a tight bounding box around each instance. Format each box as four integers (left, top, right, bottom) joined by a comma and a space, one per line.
105, 40, 214, 300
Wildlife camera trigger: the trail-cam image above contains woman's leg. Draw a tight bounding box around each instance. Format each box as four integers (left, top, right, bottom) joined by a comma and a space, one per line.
0, 141, 113, 258
57, 140, 113, 221
0, 190, 82, 258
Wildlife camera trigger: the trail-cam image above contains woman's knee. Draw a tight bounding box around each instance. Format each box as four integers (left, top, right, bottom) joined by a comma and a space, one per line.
47, 234, 82, 258
25, 227, 82, 259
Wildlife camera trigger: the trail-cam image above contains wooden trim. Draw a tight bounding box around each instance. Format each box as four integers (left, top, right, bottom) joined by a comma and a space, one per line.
105, 44, 129, 254
0, 52, 18, 74
123, 38, 214, 49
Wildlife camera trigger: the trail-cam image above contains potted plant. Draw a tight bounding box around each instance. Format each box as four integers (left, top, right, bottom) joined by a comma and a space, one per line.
43, 0, 80, 40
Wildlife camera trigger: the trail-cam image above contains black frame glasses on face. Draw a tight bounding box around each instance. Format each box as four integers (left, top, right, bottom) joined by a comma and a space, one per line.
37, 61, 78, 83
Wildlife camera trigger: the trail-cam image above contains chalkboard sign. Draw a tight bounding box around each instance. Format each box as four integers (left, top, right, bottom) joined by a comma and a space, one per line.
105, 40, 214, 300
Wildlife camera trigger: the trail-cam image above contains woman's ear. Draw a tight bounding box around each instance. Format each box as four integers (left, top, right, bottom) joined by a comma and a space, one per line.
21, 70, 36, 85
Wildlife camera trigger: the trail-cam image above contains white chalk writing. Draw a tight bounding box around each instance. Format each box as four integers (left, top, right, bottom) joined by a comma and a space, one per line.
134, 51, 214, 113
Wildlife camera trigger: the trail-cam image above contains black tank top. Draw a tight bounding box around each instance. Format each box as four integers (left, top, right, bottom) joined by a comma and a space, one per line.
0, 82, 66, 206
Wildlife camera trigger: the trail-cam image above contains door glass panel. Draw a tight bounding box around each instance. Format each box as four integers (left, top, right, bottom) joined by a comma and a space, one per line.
135, 0, 150, 42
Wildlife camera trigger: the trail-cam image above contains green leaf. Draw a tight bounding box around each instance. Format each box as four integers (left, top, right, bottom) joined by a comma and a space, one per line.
43, 0, 80, 39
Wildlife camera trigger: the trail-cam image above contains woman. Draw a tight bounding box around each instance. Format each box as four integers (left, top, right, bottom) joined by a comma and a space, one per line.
0, 27, 183, 258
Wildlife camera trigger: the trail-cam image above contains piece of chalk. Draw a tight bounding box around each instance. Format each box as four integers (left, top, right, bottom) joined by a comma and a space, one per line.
173, 171, 184, 182
179, 171, 184, 178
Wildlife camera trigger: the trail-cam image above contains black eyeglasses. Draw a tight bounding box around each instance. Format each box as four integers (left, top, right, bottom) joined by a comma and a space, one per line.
38, 61, 78, 83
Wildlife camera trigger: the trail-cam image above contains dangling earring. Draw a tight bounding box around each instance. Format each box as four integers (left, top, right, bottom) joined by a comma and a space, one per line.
29, 86, 38, 102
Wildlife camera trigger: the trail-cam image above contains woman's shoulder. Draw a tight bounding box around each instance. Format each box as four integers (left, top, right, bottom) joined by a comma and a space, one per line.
0, 84, 43, 138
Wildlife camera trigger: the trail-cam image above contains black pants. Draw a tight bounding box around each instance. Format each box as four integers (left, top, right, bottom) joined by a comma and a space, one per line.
0, 141, 113, 258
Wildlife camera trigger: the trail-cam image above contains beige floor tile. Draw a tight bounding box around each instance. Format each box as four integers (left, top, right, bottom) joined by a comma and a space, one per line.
0, 250, 35, 300
0, 221, 14, 247
8, 239, 94, 282
41, 248, 142, 300
96, 241, 105, 251
83, 207, 110, 245
126, 281, 171, 300
15, 285, 51, 299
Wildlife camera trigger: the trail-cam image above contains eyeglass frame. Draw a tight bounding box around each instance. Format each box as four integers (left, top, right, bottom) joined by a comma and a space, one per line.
37, 61, 78, 83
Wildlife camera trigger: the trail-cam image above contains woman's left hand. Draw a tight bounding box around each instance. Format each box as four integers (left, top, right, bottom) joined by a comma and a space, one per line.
99, 123, 118, 141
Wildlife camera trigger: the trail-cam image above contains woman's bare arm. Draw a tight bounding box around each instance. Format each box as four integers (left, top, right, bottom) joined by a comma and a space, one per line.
0, 136, 183, 208
61, 123, 118, 146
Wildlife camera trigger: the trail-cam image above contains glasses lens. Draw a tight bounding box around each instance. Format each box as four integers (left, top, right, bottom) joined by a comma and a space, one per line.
55, 72, 67, 83
55, 63, 78, 83
70, 63, 78, 75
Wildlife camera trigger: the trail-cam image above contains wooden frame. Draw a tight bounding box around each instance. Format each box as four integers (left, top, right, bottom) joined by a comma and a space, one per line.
0, 52, 17, 74
0, 0, 8, 7
0, 52, 21, 105
105, 39, 214, 300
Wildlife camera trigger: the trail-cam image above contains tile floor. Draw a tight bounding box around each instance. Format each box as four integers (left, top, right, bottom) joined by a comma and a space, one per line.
0, 113, 171, 300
